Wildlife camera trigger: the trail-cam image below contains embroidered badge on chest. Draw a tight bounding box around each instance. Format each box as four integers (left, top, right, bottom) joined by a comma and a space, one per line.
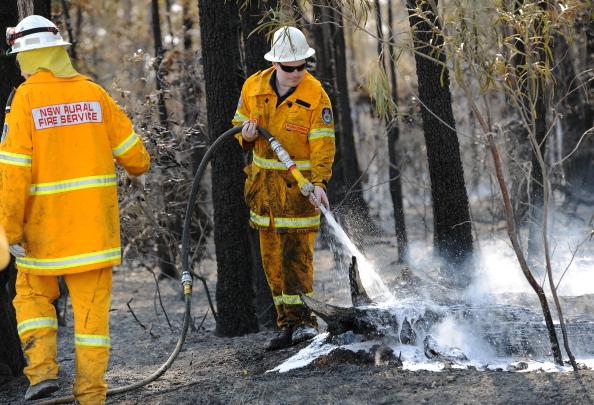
322, 107, 333, 124
285, 121, 309, 134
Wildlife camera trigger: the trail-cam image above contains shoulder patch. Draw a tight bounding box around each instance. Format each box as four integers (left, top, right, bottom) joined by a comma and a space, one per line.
1, 123, 8, 144
5, 88, 16, 114
322, 107, 333, 124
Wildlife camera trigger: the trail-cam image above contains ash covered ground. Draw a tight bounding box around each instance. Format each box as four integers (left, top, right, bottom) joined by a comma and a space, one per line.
1, 233, 594, 404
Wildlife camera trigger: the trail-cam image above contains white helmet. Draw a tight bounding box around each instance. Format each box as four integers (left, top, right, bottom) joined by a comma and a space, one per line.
6, 15, 70, 54
264, 26, 315, 63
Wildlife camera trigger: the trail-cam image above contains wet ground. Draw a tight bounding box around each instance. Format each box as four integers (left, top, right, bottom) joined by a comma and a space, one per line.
1, 246, 594, 404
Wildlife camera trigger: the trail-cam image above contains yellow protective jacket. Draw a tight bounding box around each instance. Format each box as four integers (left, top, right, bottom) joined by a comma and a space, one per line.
0, 71, 150, 275
232, 67, 336, 232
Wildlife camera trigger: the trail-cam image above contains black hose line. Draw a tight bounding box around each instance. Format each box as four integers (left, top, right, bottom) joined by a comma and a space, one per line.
34, 125, 271, 404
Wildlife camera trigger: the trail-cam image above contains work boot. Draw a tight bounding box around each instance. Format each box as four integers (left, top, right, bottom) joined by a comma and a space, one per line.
291, 324, 317, 345
24, 379, 59, 401
265, 328, 293, 351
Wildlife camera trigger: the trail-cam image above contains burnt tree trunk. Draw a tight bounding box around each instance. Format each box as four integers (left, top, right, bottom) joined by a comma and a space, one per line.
526, 1, 548, 260
377, 0, 408, 262
239, 1, 277, 328
198, 0, 258, 336
0, 0, 26, 380
406, 0, 473, 273
150, 0, 178, 279
151, 0, 169, 130
311, 2, 375, 236
60, 0, 77, 61
181, 0, 210, 271
240, 0, 277, 75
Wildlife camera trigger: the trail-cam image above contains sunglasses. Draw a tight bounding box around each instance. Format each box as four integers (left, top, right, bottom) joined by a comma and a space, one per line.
278, 62, 307, 73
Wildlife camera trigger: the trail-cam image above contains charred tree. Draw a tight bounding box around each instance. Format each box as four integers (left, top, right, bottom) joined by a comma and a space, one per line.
311, 2, 375, 235
180, 0, 210, 273
376, 0, 408, 263
0, 0, 25, 380
240, 0, 277, 75
520, 1, 548, 260
150, 0, 178, 279
151, 0, 169, 131
406, 0, 473, 274
198, 0, 258, 336
59, 0, 77, 61
239, 0, 278, 328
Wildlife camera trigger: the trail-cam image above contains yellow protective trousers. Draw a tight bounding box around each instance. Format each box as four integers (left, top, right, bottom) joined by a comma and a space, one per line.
14, 267, 112, 405
259, 230, 317, 329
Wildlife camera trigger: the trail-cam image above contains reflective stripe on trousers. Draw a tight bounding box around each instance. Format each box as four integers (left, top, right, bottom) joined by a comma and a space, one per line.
16, 247, 121, 270
250, 211, 320, 230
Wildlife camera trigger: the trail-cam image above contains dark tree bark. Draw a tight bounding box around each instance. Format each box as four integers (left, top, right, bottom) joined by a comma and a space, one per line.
151, 0, 169, 131
198, 0, 258, 336
311, 2, 375, 238
150, 0, 178, 279
239, 0, 278, 328
0, 0, 26, 380
182, 0, 198, 129
240, 0, 277, 75
376, 0, 408, 263
60, 0, 77, 61
406, 0, 473, 272
510, 0, 547, 259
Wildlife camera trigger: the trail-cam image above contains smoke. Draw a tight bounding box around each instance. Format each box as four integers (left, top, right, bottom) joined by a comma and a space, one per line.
433, 315, 496, 362
467, 227, 594, 300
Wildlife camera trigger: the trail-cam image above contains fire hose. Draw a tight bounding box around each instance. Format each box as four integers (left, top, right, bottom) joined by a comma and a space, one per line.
35, 125, 317, 404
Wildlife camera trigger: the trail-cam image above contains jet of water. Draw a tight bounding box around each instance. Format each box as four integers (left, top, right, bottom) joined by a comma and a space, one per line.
317, 202, 395, 304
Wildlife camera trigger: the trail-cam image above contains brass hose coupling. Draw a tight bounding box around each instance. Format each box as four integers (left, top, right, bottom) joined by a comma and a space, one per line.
181, 271, 193, 295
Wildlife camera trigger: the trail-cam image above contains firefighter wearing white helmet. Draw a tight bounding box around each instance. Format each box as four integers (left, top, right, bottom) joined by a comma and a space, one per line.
2, 15, 150, 404
6, 15, 70, 54
233, 26, 335, 350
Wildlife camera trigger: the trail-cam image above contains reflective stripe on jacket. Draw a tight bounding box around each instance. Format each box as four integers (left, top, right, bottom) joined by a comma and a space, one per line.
0, 72, 150, 275
232, 67, 336, 232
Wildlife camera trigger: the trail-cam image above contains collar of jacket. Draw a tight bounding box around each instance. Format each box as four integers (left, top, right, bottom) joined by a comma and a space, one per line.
22, 71, 91, 85
249, 66, 322, 110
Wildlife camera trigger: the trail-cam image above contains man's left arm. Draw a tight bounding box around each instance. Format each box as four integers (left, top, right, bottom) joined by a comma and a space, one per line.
0, 90, 33, 245
308, 90, 336, 191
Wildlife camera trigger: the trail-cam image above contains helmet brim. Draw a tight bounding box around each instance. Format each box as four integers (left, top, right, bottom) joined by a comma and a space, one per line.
264, 47, 315, 63
9, 41, 71, 55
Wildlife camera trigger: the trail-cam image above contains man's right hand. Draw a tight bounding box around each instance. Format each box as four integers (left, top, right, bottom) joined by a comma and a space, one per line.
241, 120, 258, 142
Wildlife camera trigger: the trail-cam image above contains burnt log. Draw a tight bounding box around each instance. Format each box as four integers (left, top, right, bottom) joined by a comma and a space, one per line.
399, 317, 417, 345
348, 256, 374, 307
300, 294, 399, 338
423, 335, 468, 362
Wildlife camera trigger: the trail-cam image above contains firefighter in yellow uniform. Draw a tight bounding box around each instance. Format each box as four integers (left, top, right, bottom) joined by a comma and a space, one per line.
232, 26, 335, 350
0, 16, 150, 403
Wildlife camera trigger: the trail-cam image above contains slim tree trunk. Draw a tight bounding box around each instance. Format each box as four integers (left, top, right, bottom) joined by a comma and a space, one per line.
377, 0, 408, 262
151, 0, 169, 131
526, 2, 548, 260
487, 133, 563, 365
406, 0, 473, 275
198, 0, 258, 336
60, 0, 77, 61
311, 2, 375, 239
150, 0, 177, 279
